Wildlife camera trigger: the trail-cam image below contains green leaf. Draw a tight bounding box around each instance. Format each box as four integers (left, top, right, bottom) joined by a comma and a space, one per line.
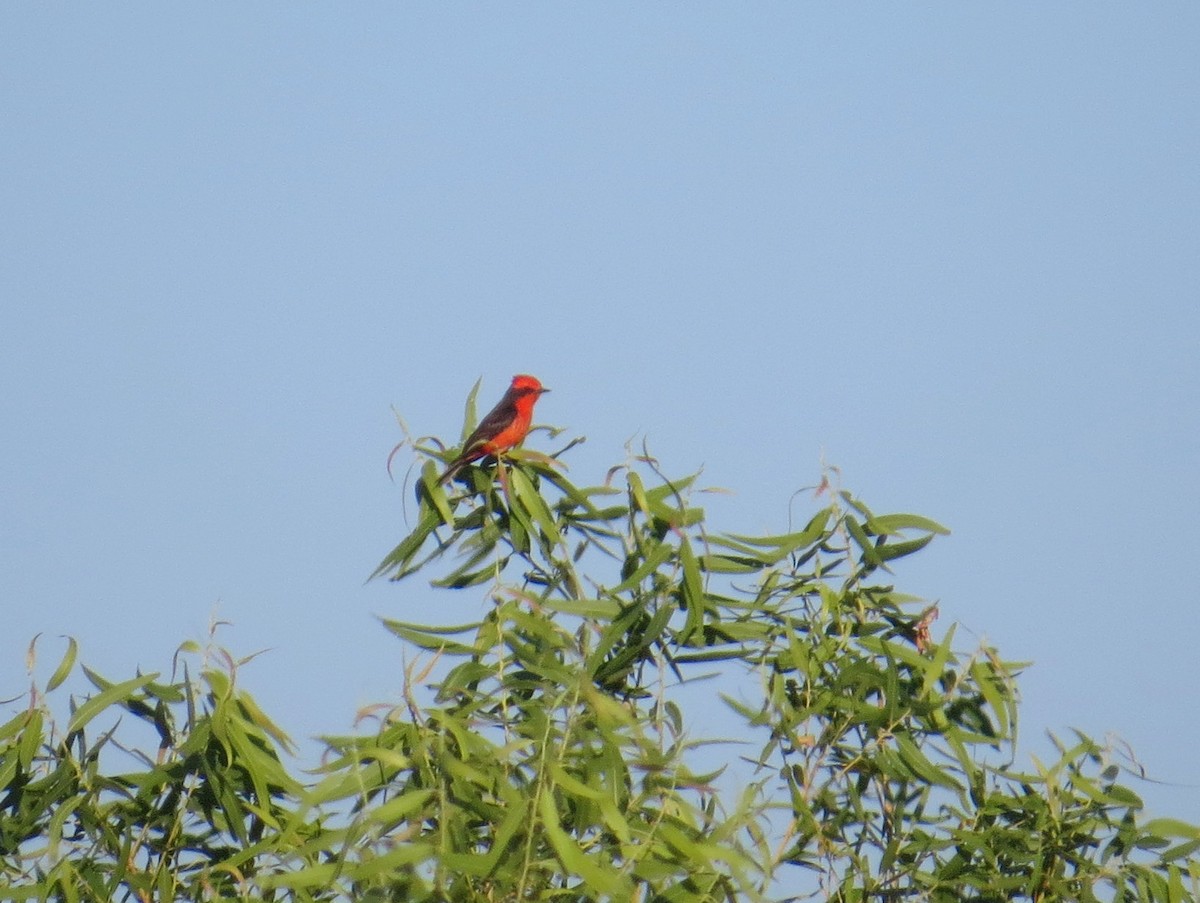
550, 762, 605, 800
677, 535, 706, 642
537, 789, 627, 895
235, 691, 296, 757
65, 673, 159, 736
1144, 819, 1200, 840
627, 470, 649, 516
18, 709, 42, 768
1161, 838, 1200, 863
894, 732, 960, 789
433, 553, 504, 589
587, 602, 672, 685
366, 788, 436, 828
970, 658, 1012, 739
255, 862, 342, 891
539, 597, 622, 620
422, 460, 455, 524
644, 473, 698, 518
369, 505, 443, 581
381, 617, 480, 655
920, 622, 957, 698
45, 636, 77, 692
844, 514, 882, 567
510, 464, 561, 547
1103, 783, 1143, 808
866, 513, 950, 536
698, 553, 764, 574
725, 509, 833, 558
610, 542, 674, 595
673, 647, 753, 664
875, 532, 935, 562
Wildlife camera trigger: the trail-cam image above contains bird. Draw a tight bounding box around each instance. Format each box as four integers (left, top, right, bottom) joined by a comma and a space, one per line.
438, 374, 550, 484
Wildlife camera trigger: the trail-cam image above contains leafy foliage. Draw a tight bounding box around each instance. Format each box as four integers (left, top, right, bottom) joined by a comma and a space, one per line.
3, 437, 1197, 901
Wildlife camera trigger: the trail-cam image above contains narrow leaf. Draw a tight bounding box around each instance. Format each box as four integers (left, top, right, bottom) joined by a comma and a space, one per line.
66, 673, 159, 736
46, 637, 78, 692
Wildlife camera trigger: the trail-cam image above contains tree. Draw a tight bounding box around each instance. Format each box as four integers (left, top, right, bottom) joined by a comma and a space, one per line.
3, 415, 1197, 901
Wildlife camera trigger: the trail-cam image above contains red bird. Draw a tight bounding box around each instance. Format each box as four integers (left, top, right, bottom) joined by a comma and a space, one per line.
439, 374, 550, 484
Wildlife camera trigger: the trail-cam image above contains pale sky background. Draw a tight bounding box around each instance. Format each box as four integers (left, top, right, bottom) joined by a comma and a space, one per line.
2, 7, 1198, 826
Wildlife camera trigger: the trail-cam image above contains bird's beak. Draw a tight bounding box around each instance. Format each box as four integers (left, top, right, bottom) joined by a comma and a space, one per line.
540, 387, 551, 394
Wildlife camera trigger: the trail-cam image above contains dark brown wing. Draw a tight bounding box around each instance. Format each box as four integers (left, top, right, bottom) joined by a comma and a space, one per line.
438, 391, 520, 483
461, 393, 519, 455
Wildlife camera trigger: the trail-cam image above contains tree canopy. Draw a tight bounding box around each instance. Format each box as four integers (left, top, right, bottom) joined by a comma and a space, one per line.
3, 418, 1197, 901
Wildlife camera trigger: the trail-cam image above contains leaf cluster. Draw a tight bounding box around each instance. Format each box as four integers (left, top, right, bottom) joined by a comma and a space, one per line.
2, 442, 1197, 901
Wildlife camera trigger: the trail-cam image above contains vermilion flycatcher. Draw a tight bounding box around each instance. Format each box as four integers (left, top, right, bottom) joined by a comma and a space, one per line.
438, 374, 550, 484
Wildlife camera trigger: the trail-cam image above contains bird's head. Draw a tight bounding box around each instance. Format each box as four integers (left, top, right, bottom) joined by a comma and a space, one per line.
510, 374, 549, 396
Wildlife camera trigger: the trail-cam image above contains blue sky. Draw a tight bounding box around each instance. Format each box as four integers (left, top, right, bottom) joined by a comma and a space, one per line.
2, 7, 1198, 822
